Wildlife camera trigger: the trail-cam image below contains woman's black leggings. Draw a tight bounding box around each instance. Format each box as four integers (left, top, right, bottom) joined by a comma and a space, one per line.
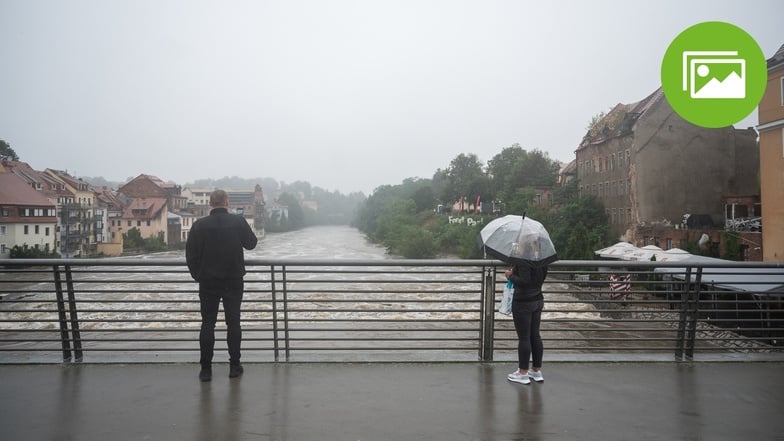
511, 298, 544, 371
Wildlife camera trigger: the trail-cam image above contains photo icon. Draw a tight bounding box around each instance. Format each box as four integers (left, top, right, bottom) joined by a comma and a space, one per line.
682, 51, 746, 99
661, 21, 766, 128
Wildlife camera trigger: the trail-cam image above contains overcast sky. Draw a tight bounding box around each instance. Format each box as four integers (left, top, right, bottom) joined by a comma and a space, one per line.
1, 1, 781, 194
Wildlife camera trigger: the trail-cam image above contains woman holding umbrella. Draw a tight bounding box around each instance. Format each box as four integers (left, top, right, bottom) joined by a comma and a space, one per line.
478, 214, 556, 385
504, 258, 547, 385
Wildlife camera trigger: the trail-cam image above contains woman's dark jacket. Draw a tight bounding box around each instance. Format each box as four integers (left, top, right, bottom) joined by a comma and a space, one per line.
508, 265, 548, 302
186, 208, 258, 284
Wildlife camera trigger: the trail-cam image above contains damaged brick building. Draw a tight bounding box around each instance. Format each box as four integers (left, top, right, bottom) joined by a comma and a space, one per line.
575, 87, 761, 259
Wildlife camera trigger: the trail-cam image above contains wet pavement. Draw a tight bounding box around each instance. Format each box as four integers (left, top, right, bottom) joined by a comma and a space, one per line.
1, 361, 783, 440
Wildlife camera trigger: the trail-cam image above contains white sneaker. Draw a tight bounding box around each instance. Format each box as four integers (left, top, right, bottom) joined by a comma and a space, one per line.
527, 370, 544, 383
507, 370, 531, 385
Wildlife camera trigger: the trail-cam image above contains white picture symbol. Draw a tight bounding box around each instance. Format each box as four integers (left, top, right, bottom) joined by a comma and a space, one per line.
682, 51, 746, 99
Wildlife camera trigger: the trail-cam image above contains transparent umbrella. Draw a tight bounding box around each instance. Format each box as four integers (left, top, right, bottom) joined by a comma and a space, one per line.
478, 214, 558, 267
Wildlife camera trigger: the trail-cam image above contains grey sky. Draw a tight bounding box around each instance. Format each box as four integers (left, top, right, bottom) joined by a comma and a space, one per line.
1, 1, 781, 194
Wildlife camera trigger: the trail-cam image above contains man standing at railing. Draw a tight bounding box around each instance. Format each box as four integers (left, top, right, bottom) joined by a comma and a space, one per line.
186, 189, 258, 382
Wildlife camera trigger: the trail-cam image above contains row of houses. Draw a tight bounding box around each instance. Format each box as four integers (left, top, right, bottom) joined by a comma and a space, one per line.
558, 44, 784, 262
0, 165, 266, 258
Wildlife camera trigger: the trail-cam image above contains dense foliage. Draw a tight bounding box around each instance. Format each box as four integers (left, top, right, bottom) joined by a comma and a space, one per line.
10, 245, 59, 259
353, 146, 611, 259
122, 229, 166, 253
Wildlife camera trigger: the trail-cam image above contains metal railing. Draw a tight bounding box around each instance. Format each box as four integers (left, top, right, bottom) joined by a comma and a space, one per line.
1, 258, 782, 363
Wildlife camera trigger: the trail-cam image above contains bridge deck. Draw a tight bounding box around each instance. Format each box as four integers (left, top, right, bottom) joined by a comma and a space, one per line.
1, 361, 783, 440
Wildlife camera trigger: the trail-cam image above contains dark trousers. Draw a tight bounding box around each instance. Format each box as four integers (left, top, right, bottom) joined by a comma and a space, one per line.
511, 298, 544, 371
199, 281, 243, 366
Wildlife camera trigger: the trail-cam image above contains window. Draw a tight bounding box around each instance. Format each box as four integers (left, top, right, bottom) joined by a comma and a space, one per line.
1, 208, 8, 217
24, 225, 29, 234
137, 221, 141, 227
127, 220, 132, 227
35, 225, 40, 234
0, 225, 6, 235
46, 227, 50, 236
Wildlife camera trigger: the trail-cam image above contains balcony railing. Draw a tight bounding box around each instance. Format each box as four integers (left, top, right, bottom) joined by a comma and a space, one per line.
0, 258, 782, 363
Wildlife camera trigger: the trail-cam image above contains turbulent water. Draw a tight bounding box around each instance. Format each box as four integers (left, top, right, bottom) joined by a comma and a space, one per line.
249, 225, 391, 260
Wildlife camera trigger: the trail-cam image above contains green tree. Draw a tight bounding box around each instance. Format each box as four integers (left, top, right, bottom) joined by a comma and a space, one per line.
497, 187, 537, 217
546, 195, 609, 260
374, 197, 417, 248
275, 193, 305, 230
396, 225, 438, 258
486, 144, 527, 194
123, 228, 145, 250
721, 232, 741, 261
144, 232, 166, 252
442, 153, 486, 203
551, 179, 579, 207
10, 245, 59, 258
512, 149, 559, 188
412, 186, 436, 213
1, 139, 19, 161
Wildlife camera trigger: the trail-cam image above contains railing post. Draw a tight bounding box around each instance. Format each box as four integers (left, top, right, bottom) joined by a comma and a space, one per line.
281, 265, 290, 362
675, 267, 691, 360
479, 265, 497, 361
685, 268, 703, 360
675, 266, 702, 360
271, 265, 280, 361
64, 265, 83, 361
52, 265, 72, 362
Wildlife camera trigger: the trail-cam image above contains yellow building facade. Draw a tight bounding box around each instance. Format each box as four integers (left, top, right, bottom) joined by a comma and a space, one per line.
758, 45, 784, 261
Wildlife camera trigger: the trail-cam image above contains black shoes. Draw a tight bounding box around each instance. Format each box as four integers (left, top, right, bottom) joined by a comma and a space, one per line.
199, 364, 243, 381
229, 363, 244, 378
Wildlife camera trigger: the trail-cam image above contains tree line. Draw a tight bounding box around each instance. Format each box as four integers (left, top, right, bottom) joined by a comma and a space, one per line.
352, 144, 610, 260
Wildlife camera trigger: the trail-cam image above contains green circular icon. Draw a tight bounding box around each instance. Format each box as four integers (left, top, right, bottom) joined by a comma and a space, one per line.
661, 21, 766, 128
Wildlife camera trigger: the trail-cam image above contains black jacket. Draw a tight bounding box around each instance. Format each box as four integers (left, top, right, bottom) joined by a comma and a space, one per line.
508, 264, 548, 302
186, 208, 258, 283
